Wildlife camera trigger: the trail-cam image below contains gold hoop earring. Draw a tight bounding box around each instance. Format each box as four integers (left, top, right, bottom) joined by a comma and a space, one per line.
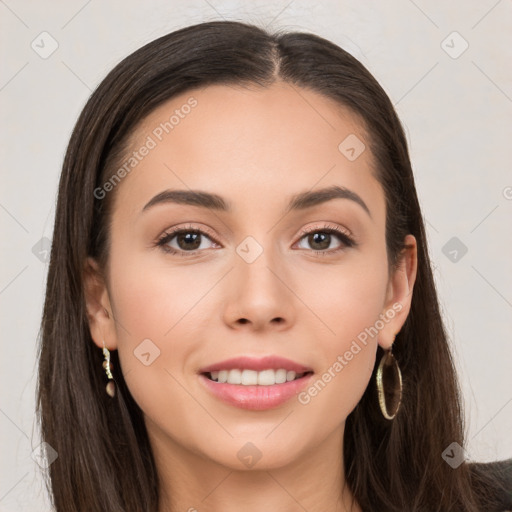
102, 340, 116, 398
376, 345, 402, 420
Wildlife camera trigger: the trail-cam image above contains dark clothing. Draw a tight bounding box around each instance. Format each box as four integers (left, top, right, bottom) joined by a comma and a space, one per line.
469, 458, 512, 511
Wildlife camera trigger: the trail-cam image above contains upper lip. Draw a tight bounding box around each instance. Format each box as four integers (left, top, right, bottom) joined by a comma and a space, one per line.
199, 355, 313, 374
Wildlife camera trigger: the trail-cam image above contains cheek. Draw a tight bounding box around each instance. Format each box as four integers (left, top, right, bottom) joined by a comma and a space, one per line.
294, 344, 377, 445
291, 254, 388, 417
107, 252, 222, 418
297, 250, 390, 345
108, 250, 213, 338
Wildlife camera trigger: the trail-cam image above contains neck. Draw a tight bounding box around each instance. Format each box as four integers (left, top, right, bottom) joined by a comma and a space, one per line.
149, 419, 361, 512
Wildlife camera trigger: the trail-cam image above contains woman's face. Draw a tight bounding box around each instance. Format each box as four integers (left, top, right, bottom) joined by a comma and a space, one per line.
85, 81, 416, 472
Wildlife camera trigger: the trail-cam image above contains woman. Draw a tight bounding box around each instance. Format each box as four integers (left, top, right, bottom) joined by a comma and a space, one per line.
36, 20, 511, 511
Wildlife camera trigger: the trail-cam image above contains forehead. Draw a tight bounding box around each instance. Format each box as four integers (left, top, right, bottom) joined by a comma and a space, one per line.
111, 81, 384, 222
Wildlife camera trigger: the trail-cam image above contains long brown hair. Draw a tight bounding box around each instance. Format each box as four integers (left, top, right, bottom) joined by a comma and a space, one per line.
36, 20, 508, 511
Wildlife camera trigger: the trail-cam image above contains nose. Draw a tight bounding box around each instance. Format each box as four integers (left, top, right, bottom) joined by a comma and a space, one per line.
222, 246, 297, 332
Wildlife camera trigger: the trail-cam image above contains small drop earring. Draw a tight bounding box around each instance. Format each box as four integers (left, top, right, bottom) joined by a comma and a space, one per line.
102, 340, 116, 398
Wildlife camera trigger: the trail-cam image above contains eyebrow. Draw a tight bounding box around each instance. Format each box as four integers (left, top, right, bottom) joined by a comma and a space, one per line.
141, 185, 371, 218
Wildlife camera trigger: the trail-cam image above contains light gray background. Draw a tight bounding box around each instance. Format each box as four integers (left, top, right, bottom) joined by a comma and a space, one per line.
1, 1, 511, 510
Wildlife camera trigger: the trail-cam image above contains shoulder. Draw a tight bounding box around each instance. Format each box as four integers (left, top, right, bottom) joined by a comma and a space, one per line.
467, 458, 512, 512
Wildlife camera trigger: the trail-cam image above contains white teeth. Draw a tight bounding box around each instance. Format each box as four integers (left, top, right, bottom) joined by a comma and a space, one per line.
207, 368, 306, 385
274, 369, 287, 384
227, 369, 241, 384
258, 369, 278, 385
241, 370, 258, 385
286, 370, 296, 382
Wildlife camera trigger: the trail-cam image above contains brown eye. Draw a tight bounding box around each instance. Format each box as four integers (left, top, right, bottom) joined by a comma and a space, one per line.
174, 231, 203, 251
156, 227, 218, 256
305, 232, 332, 251
295, 225, 356, 255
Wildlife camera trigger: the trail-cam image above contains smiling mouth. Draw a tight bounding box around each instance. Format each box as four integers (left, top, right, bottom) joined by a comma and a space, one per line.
203, 369, 314, 386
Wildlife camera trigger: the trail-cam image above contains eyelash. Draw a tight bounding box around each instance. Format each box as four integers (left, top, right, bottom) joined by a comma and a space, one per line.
155, 223, 356, 258
297, 224, 356, 256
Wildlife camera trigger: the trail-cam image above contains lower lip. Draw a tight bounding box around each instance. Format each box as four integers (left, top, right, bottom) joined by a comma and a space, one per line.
198, 373, 314, 411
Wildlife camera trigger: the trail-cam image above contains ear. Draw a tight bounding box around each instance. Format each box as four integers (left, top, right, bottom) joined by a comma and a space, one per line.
83, 257, 118, 351
378, 234, 418, 350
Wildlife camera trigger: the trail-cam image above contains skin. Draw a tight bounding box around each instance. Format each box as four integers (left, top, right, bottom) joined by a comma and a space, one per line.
84, 81, 417, 512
